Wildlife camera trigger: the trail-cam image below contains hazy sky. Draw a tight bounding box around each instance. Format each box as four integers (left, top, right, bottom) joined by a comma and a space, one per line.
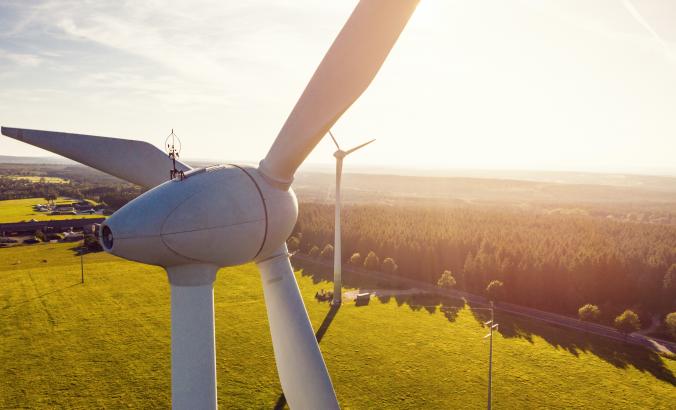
1, 0, 675, 174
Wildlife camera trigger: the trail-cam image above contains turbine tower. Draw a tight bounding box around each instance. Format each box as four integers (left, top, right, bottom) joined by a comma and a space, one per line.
1, 2, 418, 409
328, 131, 375, 306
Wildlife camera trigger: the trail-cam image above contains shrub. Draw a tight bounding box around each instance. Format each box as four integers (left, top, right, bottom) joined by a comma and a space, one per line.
486, 280, 504, 301
666, 312, 676, 339
614, 310, 641, 334
308, 245, 320, 258
320, 244, 334, 260
437, 270, 456, 289
382, 257, 398, 274
286, 236, 300, 252
363, 251, 380, 270
349, 252, 362, 265
84, 234, 103, 252
578, 304, 601, 322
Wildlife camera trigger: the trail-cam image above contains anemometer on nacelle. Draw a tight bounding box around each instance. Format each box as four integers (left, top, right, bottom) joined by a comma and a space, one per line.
166, 129, 185, 181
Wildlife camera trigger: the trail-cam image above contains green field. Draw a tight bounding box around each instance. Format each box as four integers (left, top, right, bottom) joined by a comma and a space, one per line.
1, 243, 674, 408
0, 197, 101, 223
6, 175, 70, 184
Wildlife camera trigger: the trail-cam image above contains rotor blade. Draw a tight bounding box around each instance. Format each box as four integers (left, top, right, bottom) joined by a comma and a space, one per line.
1, 127, 191, 188
256, 246, 339, 409
259, 0, 419, 186
328, 130, 341, 151
345, 138, 375, 155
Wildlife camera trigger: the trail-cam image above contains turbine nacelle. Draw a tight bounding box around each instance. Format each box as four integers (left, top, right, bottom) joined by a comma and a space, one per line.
328, 130, 375, 161
333, 150, 347, 159
100, 164, 297, 268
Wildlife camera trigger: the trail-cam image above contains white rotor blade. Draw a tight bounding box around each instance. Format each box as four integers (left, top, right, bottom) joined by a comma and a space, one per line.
1, 127, 191, 188
259, 0, 419, 186
328, 130, 341, 150
256, 246, 339, 409
345, 138, 375, 155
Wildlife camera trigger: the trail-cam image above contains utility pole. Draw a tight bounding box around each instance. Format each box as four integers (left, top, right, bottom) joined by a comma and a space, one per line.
483, 301, 499, 410
80, 238, 85, 284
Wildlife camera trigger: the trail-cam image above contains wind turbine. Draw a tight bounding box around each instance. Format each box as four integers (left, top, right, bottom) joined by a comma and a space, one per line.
328, 131, 375, 306
1, 1, 418, 409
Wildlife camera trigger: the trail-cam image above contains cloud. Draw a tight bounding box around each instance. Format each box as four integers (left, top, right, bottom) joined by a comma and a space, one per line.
6, 1, 332, 83
2, 51, 43, 66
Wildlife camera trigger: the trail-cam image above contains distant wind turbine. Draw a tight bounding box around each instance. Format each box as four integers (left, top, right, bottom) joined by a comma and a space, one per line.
329, 130, 375, 305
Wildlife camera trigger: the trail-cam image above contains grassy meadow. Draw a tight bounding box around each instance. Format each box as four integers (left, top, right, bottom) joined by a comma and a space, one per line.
0, 243, 674, 408
0, 197, 101, 223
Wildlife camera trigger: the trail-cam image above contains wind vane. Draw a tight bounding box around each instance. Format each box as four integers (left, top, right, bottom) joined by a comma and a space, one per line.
166, 129, 185, 180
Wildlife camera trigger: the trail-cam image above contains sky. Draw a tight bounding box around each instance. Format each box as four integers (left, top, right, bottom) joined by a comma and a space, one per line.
1, 0, 675, 175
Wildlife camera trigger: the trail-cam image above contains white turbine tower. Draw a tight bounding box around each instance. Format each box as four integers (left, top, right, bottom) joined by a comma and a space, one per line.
328, 131, 375, 306
1, 1, 418, 409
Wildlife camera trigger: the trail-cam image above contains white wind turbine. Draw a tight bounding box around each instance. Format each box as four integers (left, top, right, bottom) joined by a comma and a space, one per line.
327, 131, 375, 306
1, 2, 418, 409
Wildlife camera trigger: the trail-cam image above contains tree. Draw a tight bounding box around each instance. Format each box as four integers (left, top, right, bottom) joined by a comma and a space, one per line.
44, 192, 57, 206
286, 236, 300, 252
84, 233, 103, 252
34, 229, 46, 242
486, 280, 504, 301
666, 312, 676, 339
320, 244, 334, 260
578, 304, 601, 322
308, 245, 320, 258
382, 257, 398, 274
437, 270, 456, 289
363, 251, 380, 271
614, 310, 641, 335
349, 252, 362, 265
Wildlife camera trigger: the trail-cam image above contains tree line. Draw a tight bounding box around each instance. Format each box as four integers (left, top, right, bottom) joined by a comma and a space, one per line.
291, 202, 676, 328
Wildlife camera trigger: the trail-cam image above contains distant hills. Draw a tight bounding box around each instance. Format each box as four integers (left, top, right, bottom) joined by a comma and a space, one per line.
0, 155, 74, 165
2, 155, 675, 204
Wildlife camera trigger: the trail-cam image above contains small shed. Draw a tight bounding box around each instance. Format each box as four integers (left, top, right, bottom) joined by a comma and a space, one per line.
355, 292, 371, 306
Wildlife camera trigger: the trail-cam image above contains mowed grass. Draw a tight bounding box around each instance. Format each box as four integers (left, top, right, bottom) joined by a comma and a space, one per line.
0, 197, 101, 223
6, 175, 70, 184
0, 243, 674, 409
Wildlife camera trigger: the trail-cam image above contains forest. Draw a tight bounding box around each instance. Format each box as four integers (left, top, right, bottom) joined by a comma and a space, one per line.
292, 203, 676, 325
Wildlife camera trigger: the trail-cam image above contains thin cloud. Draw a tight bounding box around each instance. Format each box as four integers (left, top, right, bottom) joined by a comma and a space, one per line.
622, 0, 676, 64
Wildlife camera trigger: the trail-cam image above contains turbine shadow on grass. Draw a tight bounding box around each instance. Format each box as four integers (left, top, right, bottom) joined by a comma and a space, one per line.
294, 256, 676, 386
273, 303, 341, 410
316, 303, 341, 343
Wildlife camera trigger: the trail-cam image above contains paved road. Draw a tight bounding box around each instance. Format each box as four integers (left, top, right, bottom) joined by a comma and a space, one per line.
292, 255, 676, 355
